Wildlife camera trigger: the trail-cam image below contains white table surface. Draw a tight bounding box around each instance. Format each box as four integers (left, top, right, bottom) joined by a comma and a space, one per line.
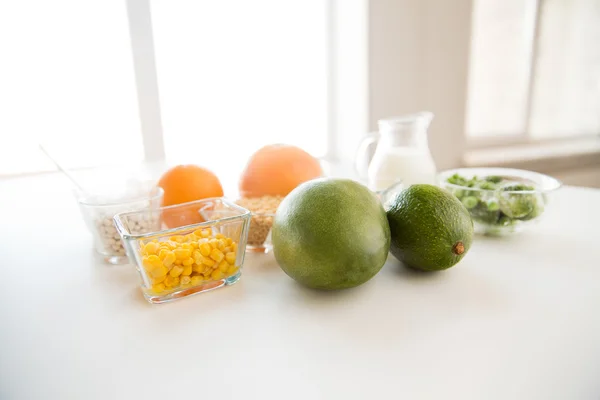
1, 173, 599, 400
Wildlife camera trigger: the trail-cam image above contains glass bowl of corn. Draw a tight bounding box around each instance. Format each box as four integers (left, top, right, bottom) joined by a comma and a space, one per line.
114, 198, 251, 304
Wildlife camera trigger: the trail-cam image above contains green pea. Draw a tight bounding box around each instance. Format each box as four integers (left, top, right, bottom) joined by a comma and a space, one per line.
461, 196, 478, 209
486, 200, 500, 211
502, 184, 535, 192
485, 176, 503, 184
478, 181, 497, 190
447, 173, 467, 186
453, 189, 465, 198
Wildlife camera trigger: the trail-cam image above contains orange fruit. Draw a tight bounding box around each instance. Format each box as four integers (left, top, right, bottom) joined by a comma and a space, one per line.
158, 165, 224, 228
239, 144, 323, 198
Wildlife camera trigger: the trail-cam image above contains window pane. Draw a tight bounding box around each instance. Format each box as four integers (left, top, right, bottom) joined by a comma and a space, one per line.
466, 0, 538, 137
151, 1, 328, 173
529, 0, 600, 138
0, 1, 142, 176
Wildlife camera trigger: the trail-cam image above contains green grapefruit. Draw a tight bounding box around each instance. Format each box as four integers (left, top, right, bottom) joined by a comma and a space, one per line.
272, 178, 390, 290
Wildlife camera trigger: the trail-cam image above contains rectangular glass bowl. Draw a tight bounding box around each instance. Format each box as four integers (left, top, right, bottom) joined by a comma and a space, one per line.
114, 198, 251, 304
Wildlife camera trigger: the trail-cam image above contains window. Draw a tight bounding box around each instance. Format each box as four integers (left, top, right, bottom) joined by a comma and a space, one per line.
466, 0, 600, 141
0, 1, 142, 176
0, 0, 330, 177
151, 0, 329, 172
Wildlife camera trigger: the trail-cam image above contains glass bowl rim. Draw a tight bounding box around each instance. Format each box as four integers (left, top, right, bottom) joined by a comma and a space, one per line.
437, 167, 562, 194
77, 185, 164, 208
113, 197, 251, 240
249, 211, 277, 217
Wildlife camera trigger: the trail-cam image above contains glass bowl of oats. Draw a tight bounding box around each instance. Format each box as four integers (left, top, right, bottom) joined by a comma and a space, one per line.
235, 195, 283, 253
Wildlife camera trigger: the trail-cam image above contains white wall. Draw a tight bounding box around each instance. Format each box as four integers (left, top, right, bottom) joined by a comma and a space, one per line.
554, 166, 600, 188
368, 0, 473, 170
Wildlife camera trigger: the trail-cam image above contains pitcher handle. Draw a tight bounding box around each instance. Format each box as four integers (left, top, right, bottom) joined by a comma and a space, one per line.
354, 132, 379, 181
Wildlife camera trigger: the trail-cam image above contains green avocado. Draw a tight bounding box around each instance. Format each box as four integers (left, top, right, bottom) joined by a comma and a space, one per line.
386, 184, 474, 271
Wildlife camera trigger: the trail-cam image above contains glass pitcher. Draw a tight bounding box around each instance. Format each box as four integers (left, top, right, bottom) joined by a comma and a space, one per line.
355, 112, 437, 192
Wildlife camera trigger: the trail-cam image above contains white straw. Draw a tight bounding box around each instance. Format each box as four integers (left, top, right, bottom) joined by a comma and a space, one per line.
39, 144, 87, 195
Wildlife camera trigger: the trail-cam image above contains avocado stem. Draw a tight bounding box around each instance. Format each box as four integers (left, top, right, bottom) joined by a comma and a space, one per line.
452, 242, 465, 255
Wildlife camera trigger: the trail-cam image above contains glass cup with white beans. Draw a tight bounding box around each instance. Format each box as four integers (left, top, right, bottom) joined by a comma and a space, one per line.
77, 182, 163, 264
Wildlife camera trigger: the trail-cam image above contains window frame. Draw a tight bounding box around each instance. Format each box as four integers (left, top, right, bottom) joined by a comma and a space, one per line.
465, 0, 600, 150
125, 0, 346, 164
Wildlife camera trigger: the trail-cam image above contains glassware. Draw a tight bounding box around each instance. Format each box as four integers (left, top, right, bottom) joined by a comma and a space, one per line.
437, 167, 562, 236
244, 210, 275, 253
77, 182, 163, 264
355, 112, 437, 191
114, 198, 251, 304
234, 196, 282, 254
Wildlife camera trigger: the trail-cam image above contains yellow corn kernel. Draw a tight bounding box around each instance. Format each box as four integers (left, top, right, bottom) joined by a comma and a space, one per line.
151, 255, 163, 268
182, 257, 194, 267
202, 257, 216, 267
203, 264, 214, 273
144, 255, 162, 269
163, 251, 176, 267
181, 242, 193, 250
150, 265, 168, 279
196, 254, 206, 264
142, 257, 153, 270
225, 252, 236, 265
170, 265, 184, 278
180, 276, 191, 286
215, 233, 225, 239
218, 239, 228, 250
170, 235, 185, 243
231, 242, 238, 252
152, 283, 166, 293
144, 241, 160, 255
201, 229, 211, 238
193, 229, 204, 237
152, 274, 166, 284
174, 248, 192, 260
189, 241, 199, 249
209, 248, 224, 263
158, 249, 169, 260
164, 275, 180, 287
192, 249, 202, 263
227, 265, 239, 275
208, 239, 219, 249
218, 260, 229, 273
225, 237, 233, 246
193, 256, 206, 269
182, 265, 193, 276
192, 264, 203, 273
199, 242, 212, 257
211, 270, 223, 280
191, 276, 204, 286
